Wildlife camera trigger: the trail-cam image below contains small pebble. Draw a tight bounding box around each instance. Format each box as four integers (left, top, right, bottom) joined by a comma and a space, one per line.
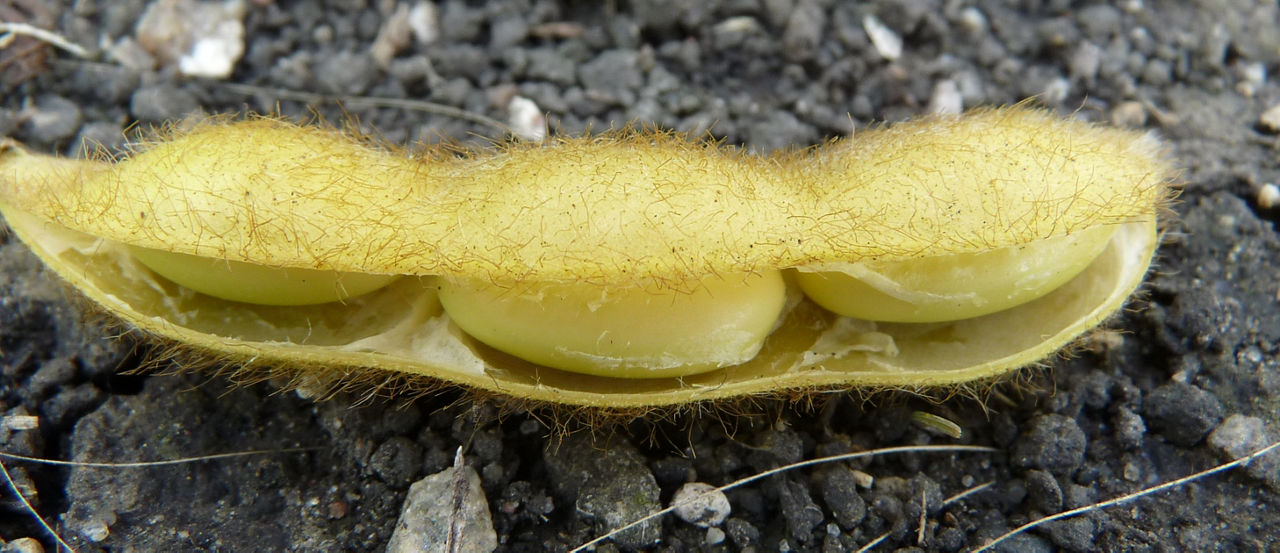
863, 14, 903, 60
579, 49, 644, 101
507, 96, 547, 141
778, 478, 823, 543
957, 7, 988, 34
136, 0, 247, 79
130, 85, 201, 123
517, 419, 542, 435
1041, 77, 1071, 105
489, 15, 529, 50
4, 537, 45, 553
818, 466, 867, 529
1109, 101, 1147, 127
1112, 407, 1147, 450
408, 1, 439, 44
1257, 183, 1279, 209
438, 0, 484, 42
1207, 415, 1280, 491
927, 79, 963, 115
312, 51, 379, 96
27, 357, 77, 399
781, 0, 824, 63
1141, 59, 1172, 86
3, 466, 37, 504
107, 38, 157, 72
711, 16, 763, 49
1069, 41, 1102, 82
1144, 382, 1223, 447
386, 450, 497, 553
852, 469, 875, 488
743, 111, 818, 153
1259, 104, 1280, 133
726, 517, 761, 548
524, 47, 577, 85
40, 384, 105, 429
72, 122, 127, 160
671, 482, 731, 528
705, 526, 726, 545
22, 96, 83, 144
371, 3, 414, 67
1122, 460, 1142, 481
1011, 414, 1087, 475
76, 517, 112, 543
1077, 4, 1122, 40
1234, 61, 1267, 97
1024, 469, 1063, 513
368, 437, 424, 487
747, 426, 806, 470
542, 434, 660, 549
1044, 517, 1097, 552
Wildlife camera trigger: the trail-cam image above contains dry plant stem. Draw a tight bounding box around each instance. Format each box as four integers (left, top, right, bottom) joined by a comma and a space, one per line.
447, 447, 467, 553
917, 491, 928, 544
943, 481, 994, 505
0, 22, 89, 57
854, 532, 892, 553
215, 82, 511, 133
973, 439, 1280, 553
569, 444, 1000, 552
0, 447, 321, 468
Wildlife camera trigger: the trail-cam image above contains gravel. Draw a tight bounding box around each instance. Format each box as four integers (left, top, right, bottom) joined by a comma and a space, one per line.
1144, 382, 1225, 447
2, 1, 1280, 551
1011, 414, 1088, 475
1208, 415, 1280, 492
386, 457, 497, 553
19, 95, 82, 144
543, 434, 661, 549
129, 84, 201, 122
817, 465, 868, 530
671, 482, 731, 528
777, 477, 824, 544
369, 436, 426, 488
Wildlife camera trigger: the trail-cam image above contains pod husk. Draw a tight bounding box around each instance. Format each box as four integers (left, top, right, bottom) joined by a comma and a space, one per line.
0, 107, 1173, 408
1, 108, 1168, 287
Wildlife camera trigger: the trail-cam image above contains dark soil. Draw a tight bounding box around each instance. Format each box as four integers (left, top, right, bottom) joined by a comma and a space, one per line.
3, 1, 1279, 552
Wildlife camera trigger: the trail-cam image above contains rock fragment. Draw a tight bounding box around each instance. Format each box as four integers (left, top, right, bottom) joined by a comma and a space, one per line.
671, 482, 731, 528
1208, 415, 1280, 491
386, 449, 498, 553
136, 0, 247, 79
1259, 103, 1280, 133
863, 15, 902, 60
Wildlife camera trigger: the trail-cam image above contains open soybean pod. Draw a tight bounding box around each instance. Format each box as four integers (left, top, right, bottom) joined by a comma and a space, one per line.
0, 107, 1174, 409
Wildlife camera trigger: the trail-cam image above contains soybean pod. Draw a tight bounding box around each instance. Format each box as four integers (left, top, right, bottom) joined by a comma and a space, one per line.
0, 107, 1174, 409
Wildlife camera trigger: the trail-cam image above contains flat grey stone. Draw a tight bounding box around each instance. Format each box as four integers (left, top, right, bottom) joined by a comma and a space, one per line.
386, 450, 497, 553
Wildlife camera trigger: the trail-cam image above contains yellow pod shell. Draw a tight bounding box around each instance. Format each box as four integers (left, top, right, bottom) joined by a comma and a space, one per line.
0, 107, 1173, 408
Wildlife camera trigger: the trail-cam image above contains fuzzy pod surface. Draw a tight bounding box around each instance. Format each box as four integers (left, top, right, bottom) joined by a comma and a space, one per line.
0, 107, 1175, 408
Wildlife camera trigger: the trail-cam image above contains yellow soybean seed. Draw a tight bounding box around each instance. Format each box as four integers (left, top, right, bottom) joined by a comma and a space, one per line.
437, 271, 787, 378
0, 107, 1174, 408
793, 225, 1117, 323
130, 246, 399, 306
